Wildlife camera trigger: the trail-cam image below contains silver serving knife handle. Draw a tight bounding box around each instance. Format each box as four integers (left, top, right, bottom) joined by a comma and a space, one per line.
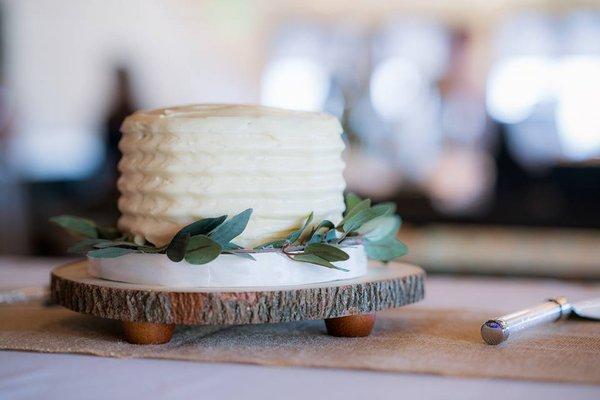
481, 297, 572, 345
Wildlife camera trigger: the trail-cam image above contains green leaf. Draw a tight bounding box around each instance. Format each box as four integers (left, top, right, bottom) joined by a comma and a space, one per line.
253, 239, 287, 250
69, 237, 154, 256
286, 212, 314, 244
338, 199, 371, 228
299, 227, 315, 244
87, 247, 138, 258
364, 236, 408, 262
344, 193, 363, 216
167, 215, 227, 261
187, 234, 221, 251
307, 233, 323, 245
370, 202, 396, 216
342, 204, 392, 233
50, 215, 98, 239
166, 232, 190, 262
209, 209, 252, 246
292, 253, 349, 271
137, 245, 163, 254
67, 238, 110, 255
304, 243, 349, 262
97, 226, 120, 240
185, 235, 222, 265
357, 215, 401, 242
185, 247, 222, 264
346, 198, 371, 218
223, 242, 243, 250
176, 216, 228, 237
376, 202, 397, 215
94, 240, 139, 249
315, 220, 334, 232
307, 220, 335, 245
324, 229, 337, 243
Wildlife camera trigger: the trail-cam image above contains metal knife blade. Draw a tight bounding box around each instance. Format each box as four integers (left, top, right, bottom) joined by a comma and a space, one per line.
572, 298, 600, 320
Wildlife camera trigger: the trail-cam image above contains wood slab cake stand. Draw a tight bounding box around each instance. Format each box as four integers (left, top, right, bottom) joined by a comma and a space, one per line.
50, 261, 425, 344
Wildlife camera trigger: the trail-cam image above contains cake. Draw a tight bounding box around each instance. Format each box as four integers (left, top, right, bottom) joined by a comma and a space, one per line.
117, 104, 346, 248
51, 104, 407, 288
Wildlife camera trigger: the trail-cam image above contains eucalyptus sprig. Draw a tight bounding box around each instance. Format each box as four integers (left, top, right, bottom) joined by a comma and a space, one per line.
50, 193, 407, 270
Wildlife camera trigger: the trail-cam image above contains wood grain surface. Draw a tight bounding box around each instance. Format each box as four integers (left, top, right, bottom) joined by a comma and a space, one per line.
51, 261, 425, 325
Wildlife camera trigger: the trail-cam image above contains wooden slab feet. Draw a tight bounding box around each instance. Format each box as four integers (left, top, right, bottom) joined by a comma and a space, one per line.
325, 314, 376, 337
122, 314, 376, 344
122, 321, 175, 344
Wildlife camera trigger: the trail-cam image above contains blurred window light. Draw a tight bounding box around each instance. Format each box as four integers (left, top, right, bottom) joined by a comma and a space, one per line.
346, 94, 394, 150
376, 20, 450, 80
260, 57, 329, 111
555, 56, 600, 160
270, 23, 327, 60
8, 128, 103, 181
494, 12, 557, 57
486, 56, 553, 124
370, 57, 426, 121
562, 11, 600, 55
328, 24, 370, 91
442, 93, 487, 146
391, 91, 443, 183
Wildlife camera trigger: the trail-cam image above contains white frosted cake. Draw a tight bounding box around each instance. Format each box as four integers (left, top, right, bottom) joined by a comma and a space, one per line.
117, 104, 346, 248
86, 104, 374, 288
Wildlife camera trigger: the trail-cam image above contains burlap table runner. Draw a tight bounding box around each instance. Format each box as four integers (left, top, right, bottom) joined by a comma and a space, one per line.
1, 302, 599, 384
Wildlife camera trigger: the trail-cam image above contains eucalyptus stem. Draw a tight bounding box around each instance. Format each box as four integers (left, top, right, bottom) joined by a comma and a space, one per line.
224, 237, 363, 255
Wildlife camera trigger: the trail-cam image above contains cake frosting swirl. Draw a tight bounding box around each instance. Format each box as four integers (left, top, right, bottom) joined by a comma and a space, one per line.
117, 104, 346, 248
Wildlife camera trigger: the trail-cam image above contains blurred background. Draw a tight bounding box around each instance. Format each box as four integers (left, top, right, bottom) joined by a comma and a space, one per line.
0, 0, 599, 278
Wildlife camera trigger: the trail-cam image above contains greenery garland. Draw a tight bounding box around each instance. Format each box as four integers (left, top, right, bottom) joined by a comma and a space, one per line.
50, 193, 407, 270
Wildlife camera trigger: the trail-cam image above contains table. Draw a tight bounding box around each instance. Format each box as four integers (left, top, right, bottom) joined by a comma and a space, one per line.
1, 257, 599, 400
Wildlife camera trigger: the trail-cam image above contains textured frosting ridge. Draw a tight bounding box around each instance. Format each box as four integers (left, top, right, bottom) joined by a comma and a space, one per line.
117, 104, 346, 248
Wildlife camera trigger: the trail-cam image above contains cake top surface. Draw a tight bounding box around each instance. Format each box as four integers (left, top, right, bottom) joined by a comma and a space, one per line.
129, 104, 336, 121
122, 104, 342, 136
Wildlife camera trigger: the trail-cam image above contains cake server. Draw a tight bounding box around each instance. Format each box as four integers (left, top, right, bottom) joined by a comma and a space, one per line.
481, 296, 600, 345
